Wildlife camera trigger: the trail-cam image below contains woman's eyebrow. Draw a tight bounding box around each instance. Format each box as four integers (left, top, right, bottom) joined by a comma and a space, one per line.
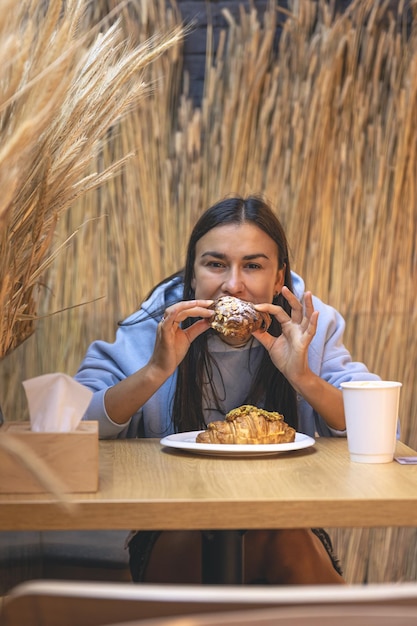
243, 253, 270, 261
200, 251, 270, 260
200, 251, 226, 259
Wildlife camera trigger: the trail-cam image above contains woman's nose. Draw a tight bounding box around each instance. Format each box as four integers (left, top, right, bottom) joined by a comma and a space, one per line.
222, 269, 244, 295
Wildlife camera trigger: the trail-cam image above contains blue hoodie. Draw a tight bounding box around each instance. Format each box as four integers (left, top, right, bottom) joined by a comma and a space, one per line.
75, 272, 380, 439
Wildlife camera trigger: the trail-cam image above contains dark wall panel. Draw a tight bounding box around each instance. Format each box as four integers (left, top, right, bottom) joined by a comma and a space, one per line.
174, 1, 352, 104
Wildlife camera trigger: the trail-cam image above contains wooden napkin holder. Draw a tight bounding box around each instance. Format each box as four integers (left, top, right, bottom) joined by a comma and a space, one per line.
0, 421, 99, 493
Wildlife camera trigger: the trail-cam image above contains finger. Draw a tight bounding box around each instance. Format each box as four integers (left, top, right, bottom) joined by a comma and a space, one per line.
303, 291, 314, 319
179, 305, 215, 322
255, 303, 291, 327
281, 286, 303, 323
160, 312, 180, 325
184, 318, 212, 343
163, 300, 214, 323
302, 310, 319, 343
166, 299, 214, 313
251, 328, 276, 352
308, 310, 319, 333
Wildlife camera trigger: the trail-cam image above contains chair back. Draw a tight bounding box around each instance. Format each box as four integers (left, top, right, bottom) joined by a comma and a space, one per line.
109, 605, 417, 626
3, 580, 417, 626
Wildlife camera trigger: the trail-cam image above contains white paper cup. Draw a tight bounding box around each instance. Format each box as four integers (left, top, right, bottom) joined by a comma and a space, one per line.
340, 381, 401, 463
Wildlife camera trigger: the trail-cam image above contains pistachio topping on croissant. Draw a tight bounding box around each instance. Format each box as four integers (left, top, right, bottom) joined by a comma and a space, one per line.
196, 404, 296, 444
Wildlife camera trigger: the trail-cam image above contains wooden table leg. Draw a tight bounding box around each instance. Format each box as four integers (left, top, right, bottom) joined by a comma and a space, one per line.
201, 530, 244, 584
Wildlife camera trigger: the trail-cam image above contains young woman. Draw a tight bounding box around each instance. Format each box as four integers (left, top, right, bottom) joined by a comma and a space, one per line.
75, 195, 380, 584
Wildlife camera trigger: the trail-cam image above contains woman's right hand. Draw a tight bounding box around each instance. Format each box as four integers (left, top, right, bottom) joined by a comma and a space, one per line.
104, 300, 213, 425
148, 300, 214, 378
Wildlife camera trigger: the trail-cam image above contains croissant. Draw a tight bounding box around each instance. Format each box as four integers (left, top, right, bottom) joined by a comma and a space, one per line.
209, 296, 271, 344
196, 405, 296, 444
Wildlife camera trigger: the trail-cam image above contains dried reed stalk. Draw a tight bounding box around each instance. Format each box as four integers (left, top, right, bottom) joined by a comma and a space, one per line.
17, 0, 188, 379
0, 0, 184, 359
1, 0, 417, 585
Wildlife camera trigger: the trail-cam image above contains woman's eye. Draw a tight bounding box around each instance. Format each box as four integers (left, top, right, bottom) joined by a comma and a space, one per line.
206, 261, 225, 268
246, 263, 262, 270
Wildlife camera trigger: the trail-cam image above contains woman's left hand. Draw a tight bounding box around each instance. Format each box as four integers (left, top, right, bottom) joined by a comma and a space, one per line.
252, 286, 318, 385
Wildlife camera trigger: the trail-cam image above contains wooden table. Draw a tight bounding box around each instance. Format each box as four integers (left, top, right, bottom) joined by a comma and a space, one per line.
1, 438, 417, 582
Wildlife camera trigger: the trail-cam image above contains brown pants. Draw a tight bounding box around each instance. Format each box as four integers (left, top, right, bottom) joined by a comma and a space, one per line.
129, 529, 345, 585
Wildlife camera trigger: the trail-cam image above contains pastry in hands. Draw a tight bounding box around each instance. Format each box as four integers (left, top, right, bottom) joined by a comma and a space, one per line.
209, 296, 271, 344
196, 404, 296, 444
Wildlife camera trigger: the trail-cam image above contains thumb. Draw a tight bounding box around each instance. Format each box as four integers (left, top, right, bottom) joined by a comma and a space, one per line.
185, 319, 211, 343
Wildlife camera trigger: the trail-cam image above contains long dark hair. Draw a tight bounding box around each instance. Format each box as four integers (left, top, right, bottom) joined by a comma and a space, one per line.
172, 195, 299, 432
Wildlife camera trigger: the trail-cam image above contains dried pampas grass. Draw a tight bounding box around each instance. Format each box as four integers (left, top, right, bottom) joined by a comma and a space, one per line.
0, 0, 184, 359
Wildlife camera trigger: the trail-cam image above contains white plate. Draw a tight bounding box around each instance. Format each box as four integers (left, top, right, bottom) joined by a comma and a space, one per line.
160, 431, 315, 457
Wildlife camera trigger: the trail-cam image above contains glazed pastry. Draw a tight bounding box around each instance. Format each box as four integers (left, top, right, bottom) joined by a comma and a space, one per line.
209, 296, 271, 344
196, 404, 296, 444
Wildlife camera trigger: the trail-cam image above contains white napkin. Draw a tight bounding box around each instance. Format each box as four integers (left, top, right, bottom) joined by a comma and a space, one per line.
22, 373, 93, 432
